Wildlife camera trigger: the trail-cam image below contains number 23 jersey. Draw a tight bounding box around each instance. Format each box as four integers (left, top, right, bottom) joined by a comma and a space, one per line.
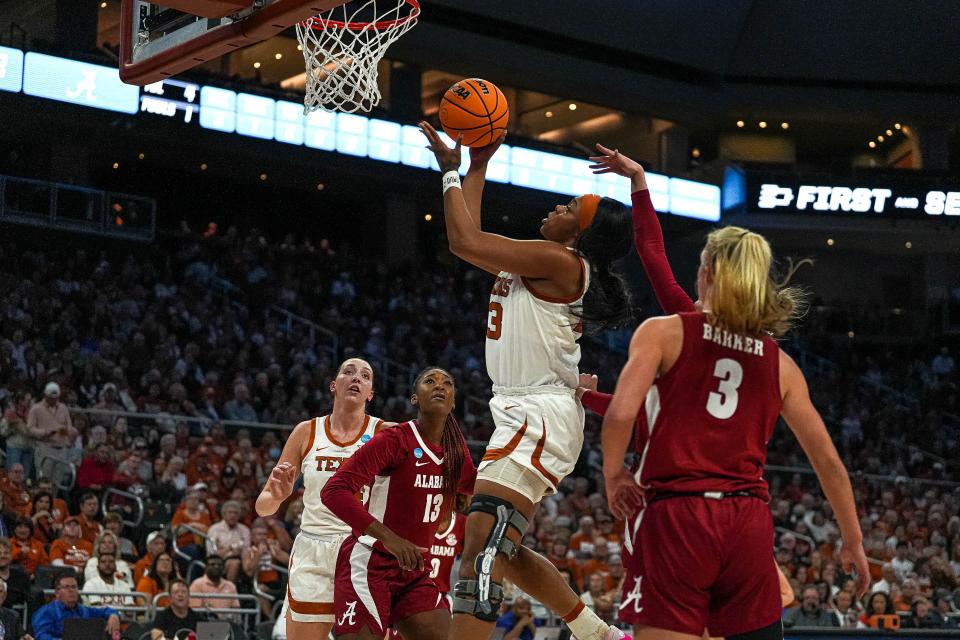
321, 421, 477, 553
638, 312, 781, 499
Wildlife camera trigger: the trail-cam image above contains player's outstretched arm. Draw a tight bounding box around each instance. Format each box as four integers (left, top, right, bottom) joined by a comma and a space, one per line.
779, 351, 870, 596
420, 121, 582, 282
255, 420, 309, 517
601, 319, 663, 518
590, 143, 695, 314
577, 373, 613, 417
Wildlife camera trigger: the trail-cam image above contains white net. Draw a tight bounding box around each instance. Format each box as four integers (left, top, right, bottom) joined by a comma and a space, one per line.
296, 0, 420, 113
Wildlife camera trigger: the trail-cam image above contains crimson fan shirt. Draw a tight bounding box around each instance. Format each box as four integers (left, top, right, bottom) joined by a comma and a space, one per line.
321, 421, 476, 553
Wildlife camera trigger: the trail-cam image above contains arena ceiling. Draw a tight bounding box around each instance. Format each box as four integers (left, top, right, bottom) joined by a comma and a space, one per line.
393, 0, 960, 125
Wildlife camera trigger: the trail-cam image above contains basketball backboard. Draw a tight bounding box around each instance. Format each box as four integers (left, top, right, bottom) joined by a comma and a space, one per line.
119, 0, 349, 85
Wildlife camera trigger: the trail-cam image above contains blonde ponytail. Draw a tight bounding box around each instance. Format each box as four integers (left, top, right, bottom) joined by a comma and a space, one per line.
703, 226, 808, 337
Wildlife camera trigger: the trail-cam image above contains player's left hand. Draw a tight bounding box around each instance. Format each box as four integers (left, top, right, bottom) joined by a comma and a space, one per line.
468, 132, 506, 168
839, 541, 871, 597
419, 121, 462, 173
604, 468, 644, 520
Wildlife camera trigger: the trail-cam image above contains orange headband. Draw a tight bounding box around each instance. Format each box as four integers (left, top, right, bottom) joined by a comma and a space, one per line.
578, 194, 601, 230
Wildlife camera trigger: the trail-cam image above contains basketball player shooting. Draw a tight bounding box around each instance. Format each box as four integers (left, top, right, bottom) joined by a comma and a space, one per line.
420, 121, 633, 640
599, 227, 870, 639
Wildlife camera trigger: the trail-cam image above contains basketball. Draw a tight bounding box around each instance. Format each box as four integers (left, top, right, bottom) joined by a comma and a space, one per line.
439, 78, 509, 148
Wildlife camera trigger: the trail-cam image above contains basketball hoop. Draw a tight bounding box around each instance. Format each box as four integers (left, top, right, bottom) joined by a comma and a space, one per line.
296, 0, 419, 113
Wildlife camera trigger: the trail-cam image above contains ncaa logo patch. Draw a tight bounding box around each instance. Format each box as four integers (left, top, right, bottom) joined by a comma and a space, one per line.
413, 447, 424, 459
361, 434, 372, 443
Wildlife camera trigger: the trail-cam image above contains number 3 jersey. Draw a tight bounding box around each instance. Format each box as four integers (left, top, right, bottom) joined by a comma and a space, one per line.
485, 253, 591, 390
638, 312, 781, 500
320, 421, 477, 553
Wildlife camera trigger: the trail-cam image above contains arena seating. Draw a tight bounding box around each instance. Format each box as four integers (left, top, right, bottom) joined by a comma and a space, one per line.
0, 227, 958, 636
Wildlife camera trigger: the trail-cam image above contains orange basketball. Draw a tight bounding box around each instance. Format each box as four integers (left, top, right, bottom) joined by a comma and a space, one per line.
439, 78, 509, 148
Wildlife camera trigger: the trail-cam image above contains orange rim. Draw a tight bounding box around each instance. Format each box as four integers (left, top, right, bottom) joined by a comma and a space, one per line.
305, 0, 419, 31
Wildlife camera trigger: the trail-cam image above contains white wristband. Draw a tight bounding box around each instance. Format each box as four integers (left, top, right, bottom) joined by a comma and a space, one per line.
442, 170, 462, 194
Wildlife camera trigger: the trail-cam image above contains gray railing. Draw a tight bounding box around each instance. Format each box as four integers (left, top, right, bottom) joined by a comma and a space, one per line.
156, 591, 262, 628
102, 487, 145, 529
0, 174, 156, 242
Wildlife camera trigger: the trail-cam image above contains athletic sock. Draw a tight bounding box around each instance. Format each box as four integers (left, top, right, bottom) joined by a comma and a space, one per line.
562, 601, 611, 640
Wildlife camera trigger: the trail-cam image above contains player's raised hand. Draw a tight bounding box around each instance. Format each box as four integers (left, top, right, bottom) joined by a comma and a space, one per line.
264, 461, 297, 499
419, 120, 462, 174
468, 131, 506, 168
839, 541, 871, 597
576, 373, 599, 400
589, 143, 644, 177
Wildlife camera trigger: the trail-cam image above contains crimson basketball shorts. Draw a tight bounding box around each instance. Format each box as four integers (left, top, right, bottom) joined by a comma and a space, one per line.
620, 495, 781, 637
334, 536, 448, 635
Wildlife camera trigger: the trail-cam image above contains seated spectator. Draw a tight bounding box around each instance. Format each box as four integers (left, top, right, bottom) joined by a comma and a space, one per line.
240, 519, 288, 614
594, 513, 620, 544
10, 519, 47, 576
0, 577, 29, 640
190, 555, 239, 618
873, 563, 897, 594
784, 586, 839, 628
895, 578, 919, 612
891, 541, 915, 580
31, 571, 120, 640
495, 597, 539, 640
76, 444, 115, 493
223, 383, 257, 422
568, 516, 596, 555
81, 551, 134, 607
0, 493, 20, 537
102, 512, 138, 562
832, 590, 861, 628
580, 573, 608, 611
76, 492, 104, 545
171, 486, 212, 561
32, 479, 68, 523
0, 539, 29, 610
134, 531, 167, 584
580, 538, 612, 586
49, 517, 93, 571
3, 390, 35, 481
149, 578, 209, 640
901, 596, 946, 629
28, 492, 62, 545
206, 501, 249, 582
860, 591, 897, 628
84, 531, 134, 588
136, 551, 180, 607
0, 465, 31, 517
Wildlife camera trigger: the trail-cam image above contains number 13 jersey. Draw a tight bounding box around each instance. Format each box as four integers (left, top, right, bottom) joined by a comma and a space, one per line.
484, 253, 591, 390
638, 312, 781, 500
320, 421, 477, 553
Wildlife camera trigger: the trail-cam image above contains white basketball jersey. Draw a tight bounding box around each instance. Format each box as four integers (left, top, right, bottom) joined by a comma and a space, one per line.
485, 253, 590, 390
299, 414, 384, 536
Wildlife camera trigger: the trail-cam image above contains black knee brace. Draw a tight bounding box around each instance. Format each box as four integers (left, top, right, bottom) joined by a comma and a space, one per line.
451, 495, 529, 622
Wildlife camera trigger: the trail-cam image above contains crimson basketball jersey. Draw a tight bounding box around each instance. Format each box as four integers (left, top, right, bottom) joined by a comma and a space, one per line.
637, 312, 781, 499
321, 421, 477, 553
429, 512, 465, 594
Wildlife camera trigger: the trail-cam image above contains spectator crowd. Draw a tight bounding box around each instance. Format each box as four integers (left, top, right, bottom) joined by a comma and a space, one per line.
0, 227, 958, 636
